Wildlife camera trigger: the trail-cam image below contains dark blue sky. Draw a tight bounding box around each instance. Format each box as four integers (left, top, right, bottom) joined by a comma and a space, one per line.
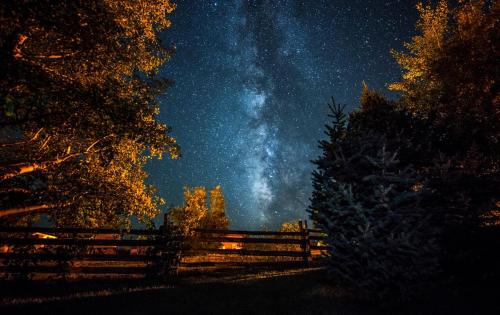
148, 0, 419, 229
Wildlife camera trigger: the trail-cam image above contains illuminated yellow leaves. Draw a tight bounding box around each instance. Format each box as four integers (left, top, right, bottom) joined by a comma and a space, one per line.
210, 185, 225, 214
13, 1, 175, 87
389, 0, 449, 101
1, 1, 179, 227
169, 185, 229, 236
389, 0, 497, 115
55, 138, 164, 228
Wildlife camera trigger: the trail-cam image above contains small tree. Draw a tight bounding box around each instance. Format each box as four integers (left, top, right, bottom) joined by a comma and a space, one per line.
168, 187, 207, 237
168, 185, 229, 248
206, 185, 229, 230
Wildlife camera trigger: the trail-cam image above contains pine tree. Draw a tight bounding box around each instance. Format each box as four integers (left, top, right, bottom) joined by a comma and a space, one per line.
309, 97, 440, 299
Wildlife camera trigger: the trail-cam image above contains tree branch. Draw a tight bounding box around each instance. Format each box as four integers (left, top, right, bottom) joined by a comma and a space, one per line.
0, 128, 44, 148
0, 204, 51, 217
0, 152, 81, 181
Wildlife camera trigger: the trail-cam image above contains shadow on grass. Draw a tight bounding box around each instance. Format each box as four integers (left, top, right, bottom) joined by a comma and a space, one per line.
0, 269, 372, 315
1, 269, 499, 315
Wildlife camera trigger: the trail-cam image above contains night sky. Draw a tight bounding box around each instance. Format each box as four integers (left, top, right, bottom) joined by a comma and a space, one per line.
148, 0, 419, 229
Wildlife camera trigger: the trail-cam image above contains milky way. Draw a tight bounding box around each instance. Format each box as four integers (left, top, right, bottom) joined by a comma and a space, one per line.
148, 0, 418, 229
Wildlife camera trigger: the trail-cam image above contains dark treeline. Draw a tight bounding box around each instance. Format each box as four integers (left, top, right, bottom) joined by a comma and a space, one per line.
309, 0, 499, 300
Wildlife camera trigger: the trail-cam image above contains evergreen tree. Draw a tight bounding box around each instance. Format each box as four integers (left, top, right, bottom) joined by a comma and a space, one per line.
310, 97, 440, 299
310, 0, 500, 298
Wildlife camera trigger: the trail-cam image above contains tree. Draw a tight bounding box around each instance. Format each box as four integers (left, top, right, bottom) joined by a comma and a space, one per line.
310, 0, 500, 299
206, 185, 229, 230
168, 185, 229, 237
389, 0, 499, 160
390, 0, 500, 280
388, 0, 450, 111
0, 1, 179, 227
309, 97, 440, 299
168, 187, 208, 237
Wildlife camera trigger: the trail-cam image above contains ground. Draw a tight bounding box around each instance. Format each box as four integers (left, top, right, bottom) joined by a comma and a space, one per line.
1, 268, 499, 315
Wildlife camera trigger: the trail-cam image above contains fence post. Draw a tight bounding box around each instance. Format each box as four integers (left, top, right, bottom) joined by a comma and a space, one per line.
304, 220, 311, 266
299, 220, 310, 267
158, 212, 173, 278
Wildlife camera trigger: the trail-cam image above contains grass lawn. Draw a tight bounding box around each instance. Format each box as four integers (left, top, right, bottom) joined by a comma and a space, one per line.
1, 268, 499, 315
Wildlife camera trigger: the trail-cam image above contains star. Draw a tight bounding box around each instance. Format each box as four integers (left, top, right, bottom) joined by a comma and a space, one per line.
152, 0, 419, 229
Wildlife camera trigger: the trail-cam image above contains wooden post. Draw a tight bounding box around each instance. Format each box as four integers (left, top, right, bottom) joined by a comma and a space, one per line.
303, 220, 311, 266
299, 220, 309, 267
159, 212, 171, 278
163, 213, 168, 231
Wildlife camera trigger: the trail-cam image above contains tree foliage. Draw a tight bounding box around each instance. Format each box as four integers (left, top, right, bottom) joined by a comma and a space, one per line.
310, 0, 499, 299
310, 97, 440, 299
389, 0, 499, 235
0, 0, 179, 227
168, 185, 229, 237
390, 0, 499, 158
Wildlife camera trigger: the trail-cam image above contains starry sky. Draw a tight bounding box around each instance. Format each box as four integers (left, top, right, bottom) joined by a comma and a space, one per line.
148, 0, 419, 229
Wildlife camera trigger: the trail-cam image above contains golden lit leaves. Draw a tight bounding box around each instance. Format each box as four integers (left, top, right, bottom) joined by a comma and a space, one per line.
12, 1, 175, 86
168, 185, 229, 236
210, 185, 225, 214
49, 138, 164, 228
389, 0, 498, 117
389, 0, 449, 106
0, 1, 179, 227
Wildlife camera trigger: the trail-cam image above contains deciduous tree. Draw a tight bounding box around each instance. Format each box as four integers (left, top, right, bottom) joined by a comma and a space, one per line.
0, 0, 179, 227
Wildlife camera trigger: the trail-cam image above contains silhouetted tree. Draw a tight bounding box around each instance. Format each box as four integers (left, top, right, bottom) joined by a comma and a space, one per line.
310, 0, 500, 299
391, 0, 500, 281
310, 96, 440, 299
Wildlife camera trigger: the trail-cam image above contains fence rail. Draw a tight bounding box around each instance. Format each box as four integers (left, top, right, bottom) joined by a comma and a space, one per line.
0, 220, 327, 278
178, 261, 306, 269
0, 266, 152, 274
196, 236, 304, 244
184, 248, 307, 257
193, 229, 304, 236
0, 226, 161, 235
0, 253, 161, 262
0, 238, 163, 246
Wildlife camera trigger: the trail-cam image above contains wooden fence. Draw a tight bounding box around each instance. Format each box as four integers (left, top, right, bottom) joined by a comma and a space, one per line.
0, 226, 172, 278
0, 220, 327, 278
180, 220, 327, 269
